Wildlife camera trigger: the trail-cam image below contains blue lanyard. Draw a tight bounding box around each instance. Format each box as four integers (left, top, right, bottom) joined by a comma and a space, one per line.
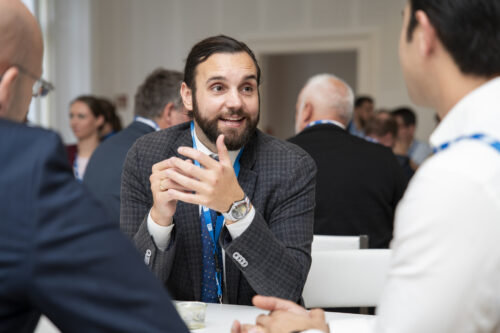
433, 133, 500, 154
190, 121, 244, 301
305, 119, 344, 129
134, 116, 160, 131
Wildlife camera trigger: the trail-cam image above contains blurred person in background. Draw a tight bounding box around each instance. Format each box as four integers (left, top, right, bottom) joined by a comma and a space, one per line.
67, 95, 105, 181
84, 68, 190, 225
392, 106, 433, 170
348, 95, 374, 138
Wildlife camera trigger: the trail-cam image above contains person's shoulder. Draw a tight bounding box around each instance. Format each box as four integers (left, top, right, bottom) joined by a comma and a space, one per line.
0, 119, 62, 150
133, 122, 189, 149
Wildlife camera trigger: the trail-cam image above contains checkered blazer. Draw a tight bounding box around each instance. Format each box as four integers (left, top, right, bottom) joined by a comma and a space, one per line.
120, 122, 316, 305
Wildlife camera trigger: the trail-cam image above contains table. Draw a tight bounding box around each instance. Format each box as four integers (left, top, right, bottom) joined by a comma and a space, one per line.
193, 303, 374, 333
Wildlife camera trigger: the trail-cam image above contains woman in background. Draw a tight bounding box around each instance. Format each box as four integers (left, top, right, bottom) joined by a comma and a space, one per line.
66, 95, 105, 181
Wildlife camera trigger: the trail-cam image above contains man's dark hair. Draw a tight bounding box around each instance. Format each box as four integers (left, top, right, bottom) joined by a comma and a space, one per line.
183, 35, 261, 90
134, 68, 184, 119
365, 112, 398, 138
407, 0, 500, 77
391, 107, 416, 126
354, 95, 374, 108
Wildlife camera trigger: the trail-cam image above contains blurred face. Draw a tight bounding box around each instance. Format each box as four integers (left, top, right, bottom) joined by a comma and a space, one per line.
356, 101, 374, 126
394, 115, 413, 141
189, 52, 260, 150
69, 101, 103, 141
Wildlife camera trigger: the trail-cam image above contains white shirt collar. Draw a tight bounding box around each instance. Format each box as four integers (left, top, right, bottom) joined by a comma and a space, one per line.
192, 127, 241, 165
430, 77, 500, 149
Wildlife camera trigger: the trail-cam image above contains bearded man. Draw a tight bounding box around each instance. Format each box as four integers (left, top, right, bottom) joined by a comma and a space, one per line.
120, 35, 316, 306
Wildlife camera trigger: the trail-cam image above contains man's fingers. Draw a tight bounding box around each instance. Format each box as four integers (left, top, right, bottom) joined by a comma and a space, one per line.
309, 308, 326, 321
252, 295, 308, 315
152, 158, 175, 173
158, 178, 190, 192
164, 168, 208, 193
216, 134, 231, 165
178, 146, 218, 169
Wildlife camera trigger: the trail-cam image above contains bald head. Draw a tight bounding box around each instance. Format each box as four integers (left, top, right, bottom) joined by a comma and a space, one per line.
294, 73, 354, 133
0, 0, 43, 121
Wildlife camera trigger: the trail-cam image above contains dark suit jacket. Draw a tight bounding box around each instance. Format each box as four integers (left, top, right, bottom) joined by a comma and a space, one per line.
121, 122, 316, 305
289, 123, 407, 248
84, 121, 155, 224
0, 119, 188, 333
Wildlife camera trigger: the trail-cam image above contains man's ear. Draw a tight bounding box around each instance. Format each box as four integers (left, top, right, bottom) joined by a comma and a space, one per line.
302, 102, 314, 124
415, 10, 437, 57
180, 82, 193, 111
0, 67, 19, 118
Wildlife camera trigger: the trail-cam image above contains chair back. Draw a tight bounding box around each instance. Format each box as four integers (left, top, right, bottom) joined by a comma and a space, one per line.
303, 249, 391, 308
311, 235, 368, 251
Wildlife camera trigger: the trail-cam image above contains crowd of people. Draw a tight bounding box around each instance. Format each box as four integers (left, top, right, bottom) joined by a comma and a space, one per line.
1, 0, 499, 332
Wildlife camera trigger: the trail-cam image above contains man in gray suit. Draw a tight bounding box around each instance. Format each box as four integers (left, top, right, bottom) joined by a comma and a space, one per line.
120, 35, 316, 305
84, 69, 190, 225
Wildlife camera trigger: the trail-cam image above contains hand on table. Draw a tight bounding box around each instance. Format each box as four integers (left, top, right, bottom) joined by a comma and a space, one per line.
231, 296, 329, 333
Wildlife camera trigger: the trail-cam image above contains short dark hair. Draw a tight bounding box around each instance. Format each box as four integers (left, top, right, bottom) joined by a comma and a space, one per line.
407, 0, 500, 77
354, 95, 374, 108
391, 107, 416, 126
134, 68, 184, 119
365, 112, 398, 138
183, 35, 261, 90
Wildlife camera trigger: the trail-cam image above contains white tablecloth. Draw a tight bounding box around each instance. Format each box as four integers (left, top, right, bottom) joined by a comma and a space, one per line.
35, 303, 375, 333
195, 303, 374, 333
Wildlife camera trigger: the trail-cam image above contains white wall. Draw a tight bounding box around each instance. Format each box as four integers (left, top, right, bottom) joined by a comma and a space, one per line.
50, 0, 436, 144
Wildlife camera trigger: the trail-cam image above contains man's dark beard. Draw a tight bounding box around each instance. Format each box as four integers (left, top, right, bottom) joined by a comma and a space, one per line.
192, 95, 259, 150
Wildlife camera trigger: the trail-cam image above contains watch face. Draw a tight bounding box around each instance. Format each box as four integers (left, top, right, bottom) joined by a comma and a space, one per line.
232, 203, 248, 219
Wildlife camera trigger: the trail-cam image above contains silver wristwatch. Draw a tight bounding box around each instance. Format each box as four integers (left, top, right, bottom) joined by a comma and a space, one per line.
222, 195, 251, 221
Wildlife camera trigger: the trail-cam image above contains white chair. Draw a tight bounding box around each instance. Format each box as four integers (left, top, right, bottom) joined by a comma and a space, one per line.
311, 235, 369, 251
302, 249, 391, 308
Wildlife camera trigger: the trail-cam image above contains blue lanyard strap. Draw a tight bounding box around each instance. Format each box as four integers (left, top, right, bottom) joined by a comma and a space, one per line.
190, 121, 244, 301
433, 133, 500, 154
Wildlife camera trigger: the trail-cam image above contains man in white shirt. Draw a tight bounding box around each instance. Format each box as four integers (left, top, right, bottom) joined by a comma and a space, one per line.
233, 0, 500, 332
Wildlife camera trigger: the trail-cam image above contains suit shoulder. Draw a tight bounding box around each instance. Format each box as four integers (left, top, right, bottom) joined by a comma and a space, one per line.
255, 131, 315, 167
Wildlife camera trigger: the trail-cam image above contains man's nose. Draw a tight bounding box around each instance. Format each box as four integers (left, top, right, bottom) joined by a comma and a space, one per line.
225, 88, 243, 109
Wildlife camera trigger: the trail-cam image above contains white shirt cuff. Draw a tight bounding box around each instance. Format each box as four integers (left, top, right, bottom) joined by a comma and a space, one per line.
147, 210, 174, 251
225, 206, 255, 239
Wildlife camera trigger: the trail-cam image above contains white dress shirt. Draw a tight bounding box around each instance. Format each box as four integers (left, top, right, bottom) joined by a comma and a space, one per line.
147, 129, 255, 251
330, 77, 500, 333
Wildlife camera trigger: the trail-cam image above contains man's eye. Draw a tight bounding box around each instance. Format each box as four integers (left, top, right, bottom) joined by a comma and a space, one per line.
211, 85, 224, 92
241, 85, 254, 93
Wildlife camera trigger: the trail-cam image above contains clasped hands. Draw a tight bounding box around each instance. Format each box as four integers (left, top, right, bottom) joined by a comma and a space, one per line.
150, 134, 244, 226
231, 296, 329, 333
